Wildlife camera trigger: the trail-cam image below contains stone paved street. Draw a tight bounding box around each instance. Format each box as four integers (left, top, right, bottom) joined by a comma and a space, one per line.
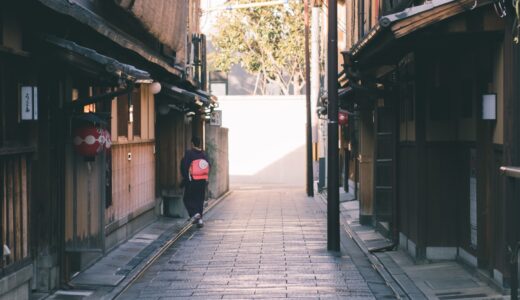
119, 187, 395, 299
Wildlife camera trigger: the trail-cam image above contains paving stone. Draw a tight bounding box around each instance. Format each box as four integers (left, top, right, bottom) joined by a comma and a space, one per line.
119, 188, 390, 300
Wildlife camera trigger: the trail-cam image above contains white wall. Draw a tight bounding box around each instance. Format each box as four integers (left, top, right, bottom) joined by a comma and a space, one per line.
218, 95, 306, 186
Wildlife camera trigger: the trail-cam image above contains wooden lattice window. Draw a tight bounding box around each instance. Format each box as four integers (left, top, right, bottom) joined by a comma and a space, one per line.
117, 87, 141, 138
117, 92, 129, 138
132, 88, 141, 137
1, 153, 30, 273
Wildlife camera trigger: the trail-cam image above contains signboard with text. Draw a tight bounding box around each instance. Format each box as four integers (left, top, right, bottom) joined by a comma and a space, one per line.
210, 110, 222, 126
20, 86, 38, 121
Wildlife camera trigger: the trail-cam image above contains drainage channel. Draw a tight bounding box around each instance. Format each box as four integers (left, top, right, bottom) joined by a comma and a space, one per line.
111, 191, 232, 300
341, 222, 408, 299
317, 192, 405, 299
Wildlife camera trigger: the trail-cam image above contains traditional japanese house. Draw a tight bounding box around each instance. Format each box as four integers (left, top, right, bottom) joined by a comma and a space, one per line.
337, 0, 520, 291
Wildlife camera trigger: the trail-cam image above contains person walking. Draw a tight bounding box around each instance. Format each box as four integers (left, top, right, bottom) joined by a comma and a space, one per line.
181, 136, 210, 228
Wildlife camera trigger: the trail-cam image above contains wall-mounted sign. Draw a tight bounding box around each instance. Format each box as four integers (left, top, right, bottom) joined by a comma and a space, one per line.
210, 110, 222, 126
482, 94, 496, 120
20, 86, 38, 121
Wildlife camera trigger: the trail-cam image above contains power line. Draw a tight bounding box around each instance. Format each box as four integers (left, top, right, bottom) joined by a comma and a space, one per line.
321, 1, 348, 33
202, 0, 289, 13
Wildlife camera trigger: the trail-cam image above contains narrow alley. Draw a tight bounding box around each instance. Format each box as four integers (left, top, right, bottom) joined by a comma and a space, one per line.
118, 187, 395, 299
2, 1, 520, 300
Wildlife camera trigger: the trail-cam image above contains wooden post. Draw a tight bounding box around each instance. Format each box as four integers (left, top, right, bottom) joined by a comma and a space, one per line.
359, 110, 374, 225
415, 52, 427, 260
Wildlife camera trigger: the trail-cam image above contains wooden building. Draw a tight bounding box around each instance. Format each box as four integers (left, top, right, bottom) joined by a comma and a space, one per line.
335, 0, 520, 291
0, 1, 221, 299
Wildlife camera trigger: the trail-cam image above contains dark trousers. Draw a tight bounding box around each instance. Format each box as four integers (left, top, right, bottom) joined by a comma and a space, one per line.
183, 180, 206, 218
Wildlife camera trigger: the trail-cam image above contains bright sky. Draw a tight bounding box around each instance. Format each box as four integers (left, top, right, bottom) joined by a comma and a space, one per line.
200, 0, 227, 35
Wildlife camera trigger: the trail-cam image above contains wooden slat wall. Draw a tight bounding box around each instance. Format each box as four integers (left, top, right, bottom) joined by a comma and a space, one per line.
21, 158, 27, 258
398, 143, 418, 241
491, 147, 506, 276
7, 160, 14, 261
64, 147, 74, 242
425, 142, 467, 246
14, 158, 20, 260
359, 110, 374, 220
106, 142, 155, 225
157, 111, 192, 194
64, 146, 103, 249
1, 154, 30, 266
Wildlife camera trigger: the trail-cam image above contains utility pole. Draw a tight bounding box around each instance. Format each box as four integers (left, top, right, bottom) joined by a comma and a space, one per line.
327, 0, 340, 252
311, 3, 320, 143
305, 0, 314, 197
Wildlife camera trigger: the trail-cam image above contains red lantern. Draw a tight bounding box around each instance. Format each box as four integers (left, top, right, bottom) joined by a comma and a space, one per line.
102, 129, 112, 151
338, 110, 349, 126
73, 125, 104, 157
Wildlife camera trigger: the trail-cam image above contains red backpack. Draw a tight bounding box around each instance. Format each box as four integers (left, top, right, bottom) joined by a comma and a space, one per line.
189, 158, 210, 180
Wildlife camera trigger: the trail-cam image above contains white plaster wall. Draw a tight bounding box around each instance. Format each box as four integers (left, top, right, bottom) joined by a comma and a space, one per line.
218, 95, 306, 186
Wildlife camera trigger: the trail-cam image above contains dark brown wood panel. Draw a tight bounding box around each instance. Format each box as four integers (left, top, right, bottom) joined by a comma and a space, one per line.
491, 147, 507, 276
156, 110, 192, 194
398, 143, 418, 241
425, 142, 468, 246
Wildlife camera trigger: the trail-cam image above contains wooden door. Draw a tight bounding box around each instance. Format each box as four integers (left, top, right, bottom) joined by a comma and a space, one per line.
64, 146, 105, 253
374, 97, 397, 236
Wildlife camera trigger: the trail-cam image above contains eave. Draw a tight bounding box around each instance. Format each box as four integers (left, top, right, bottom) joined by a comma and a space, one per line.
348, 0, 493, 63
37, 0, 184, 77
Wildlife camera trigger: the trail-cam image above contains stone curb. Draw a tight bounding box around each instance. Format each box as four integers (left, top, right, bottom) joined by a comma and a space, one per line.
317, 191, 418, 299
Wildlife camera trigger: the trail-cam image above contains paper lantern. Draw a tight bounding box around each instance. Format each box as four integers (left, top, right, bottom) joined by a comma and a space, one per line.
102, 129, 112, 151
338, 110, 349, 126
73, 125, 104, 157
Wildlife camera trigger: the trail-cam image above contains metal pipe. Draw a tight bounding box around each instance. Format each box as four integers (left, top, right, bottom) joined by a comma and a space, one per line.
327, 0, 340, 252
201, 34, 207, 91
500, 166, 520, 179
305, 0, 314, 197
193, 34, 200, 88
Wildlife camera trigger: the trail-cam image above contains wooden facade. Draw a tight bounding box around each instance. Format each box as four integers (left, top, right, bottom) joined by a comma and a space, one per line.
1, 152, 31, 270
107, 85, 156, 238
339, 0, 515, 289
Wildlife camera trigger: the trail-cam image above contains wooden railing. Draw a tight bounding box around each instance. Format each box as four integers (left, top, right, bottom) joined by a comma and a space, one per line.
0, 149, 32, 275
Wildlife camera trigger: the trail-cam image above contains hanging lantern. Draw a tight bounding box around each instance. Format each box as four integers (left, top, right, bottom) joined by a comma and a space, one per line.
73, 125, 104, 157
338, 110, 349, 126
102, 129, 112, 151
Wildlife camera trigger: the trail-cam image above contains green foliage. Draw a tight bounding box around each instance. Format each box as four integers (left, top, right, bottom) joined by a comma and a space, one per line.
209, 1, 305, 95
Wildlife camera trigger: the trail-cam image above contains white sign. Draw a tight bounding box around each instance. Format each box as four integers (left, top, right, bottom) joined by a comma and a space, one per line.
33, 87, 38, 120
20, 86, 38, 121
210, 110, 222, 126
482, 94, 496, 120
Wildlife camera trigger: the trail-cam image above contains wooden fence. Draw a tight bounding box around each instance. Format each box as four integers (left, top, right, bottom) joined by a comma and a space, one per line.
0, 150, 31, 275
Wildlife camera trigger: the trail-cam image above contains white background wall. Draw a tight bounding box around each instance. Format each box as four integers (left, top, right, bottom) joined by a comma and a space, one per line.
218, 95, 306, 186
